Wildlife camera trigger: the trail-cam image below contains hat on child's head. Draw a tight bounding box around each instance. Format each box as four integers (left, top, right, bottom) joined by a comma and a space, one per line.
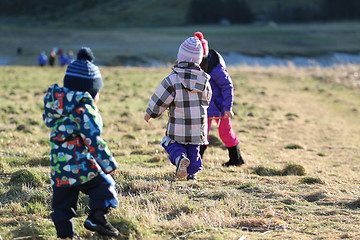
177, 37, 203, 64
194, 32, 209, 57
63, 47, 103, 99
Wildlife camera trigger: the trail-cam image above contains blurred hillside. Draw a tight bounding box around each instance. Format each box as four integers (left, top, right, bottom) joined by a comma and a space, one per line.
0, 0, 191, 27
1, 0, 360, 28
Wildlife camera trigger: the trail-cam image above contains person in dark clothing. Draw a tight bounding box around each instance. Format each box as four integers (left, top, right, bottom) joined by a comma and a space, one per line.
195, 32, 245, 167
48, 50, 57, 66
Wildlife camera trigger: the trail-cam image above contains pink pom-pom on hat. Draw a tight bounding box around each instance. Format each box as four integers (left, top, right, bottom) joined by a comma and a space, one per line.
194, 32, 204, 40
194, 32, 209, 57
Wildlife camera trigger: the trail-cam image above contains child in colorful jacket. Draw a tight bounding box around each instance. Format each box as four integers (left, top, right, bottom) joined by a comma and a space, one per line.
144, 36, 212, 180
43, 47, 119, 239
195, 32, 245, 167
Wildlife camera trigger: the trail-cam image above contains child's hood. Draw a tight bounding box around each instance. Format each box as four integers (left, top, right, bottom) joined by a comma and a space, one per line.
43, 84, 91, 124
172, 63, 210, 92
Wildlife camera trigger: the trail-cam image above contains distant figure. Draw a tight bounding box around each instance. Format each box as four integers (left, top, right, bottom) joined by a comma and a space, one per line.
67, 50, 74, 64
196, 31, 245, 167
17, 47, 22, 55
37, 51, 48, 66
49, 51, 56, 66
57, 48, 68, 66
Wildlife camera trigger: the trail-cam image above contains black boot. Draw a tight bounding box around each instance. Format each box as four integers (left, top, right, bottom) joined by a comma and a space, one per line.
84, 208, 119, 237
199, 145, 207, 158
223, 143, 245, 167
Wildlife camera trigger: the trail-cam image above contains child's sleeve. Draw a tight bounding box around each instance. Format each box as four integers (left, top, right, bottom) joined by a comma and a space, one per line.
211, 66, 234, 112
146, 76, 175, 118
203, 81, 212, 106
77, 103, 118, 174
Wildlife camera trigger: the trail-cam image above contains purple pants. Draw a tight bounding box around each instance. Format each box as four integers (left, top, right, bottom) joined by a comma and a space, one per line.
207, 117, 239, 147
162, 142, 202, 175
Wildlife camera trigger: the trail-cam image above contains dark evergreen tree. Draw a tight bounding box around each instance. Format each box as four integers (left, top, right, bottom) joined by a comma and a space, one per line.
188, 0, 223, 24
223, 0, 254, 23
322, 0, 360, 20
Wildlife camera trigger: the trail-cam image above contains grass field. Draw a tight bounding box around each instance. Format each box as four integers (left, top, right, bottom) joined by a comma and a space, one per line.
0, 63, 360, 239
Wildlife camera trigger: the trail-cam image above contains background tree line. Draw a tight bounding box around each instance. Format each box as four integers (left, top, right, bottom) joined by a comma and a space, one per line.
188, 0, 360, 24
1, 0, 360, 27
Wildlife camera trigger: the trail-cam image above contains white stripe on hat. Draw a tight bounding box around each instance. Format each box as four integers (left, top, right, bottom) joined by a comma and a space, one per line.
177, 37, 203, 64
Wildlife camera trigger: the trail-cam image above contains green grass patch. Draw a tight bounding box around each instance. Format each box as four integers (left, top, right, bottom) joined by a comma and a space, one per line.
282, 162, 306, 176
9, 169, 49, 188
252, 166, 283, 176
253, 162, 306, 176
298, 176, 324, 184
112, 216, 143, 239
284, 144, 304, 149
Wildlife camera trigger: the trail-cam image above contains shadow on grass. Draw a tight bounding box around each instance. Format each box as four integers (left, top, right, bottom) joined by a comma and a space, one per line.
345, 198, 360, 209
111, 216, 142, 240
9, 221, 50, 240
208, 134, 226, 149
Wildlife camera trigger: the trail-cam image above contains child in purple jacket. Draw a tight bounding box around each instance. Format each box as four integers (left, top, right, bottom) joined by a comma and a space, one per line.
145, 36, 212, 180
195, 32, 245, 167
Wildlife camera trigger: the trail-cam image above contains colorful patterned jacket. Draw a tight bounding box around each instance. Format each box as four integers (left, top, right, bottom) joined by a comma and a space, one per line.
43, 84, 117, 187
146, 62, 212, 145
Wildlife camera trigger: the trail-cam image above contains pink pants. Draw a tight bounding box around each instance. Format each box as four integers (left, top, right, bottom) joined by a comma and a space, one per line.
207, 117, 239, 148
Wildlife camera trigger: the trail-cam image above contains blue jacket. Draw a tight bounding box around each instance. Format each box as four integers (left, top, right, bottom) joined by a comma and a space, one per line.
43, 84, 117, 187
38, 54, 47, 66
206, 50, 234, 117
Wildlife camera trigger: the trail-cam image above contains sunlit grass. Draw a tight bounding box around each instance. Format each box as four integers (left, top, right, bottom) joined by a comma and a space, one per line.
0, 65, 360, 239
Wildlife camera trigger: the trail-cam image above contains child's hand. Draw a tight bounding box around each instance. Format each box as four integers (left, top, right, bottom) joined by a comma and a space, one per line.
144, 113, 151, 122
224, 110, 234, 119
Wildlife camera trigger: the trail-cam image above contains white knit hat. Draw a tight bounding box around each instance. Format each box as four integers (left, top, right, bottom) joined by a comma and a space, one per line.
177, 37, 204, 64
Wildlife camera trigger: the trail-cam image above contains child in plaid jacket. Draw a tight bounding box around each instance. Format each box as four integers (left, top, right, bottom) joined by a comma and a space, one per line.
145, 36, 212, 180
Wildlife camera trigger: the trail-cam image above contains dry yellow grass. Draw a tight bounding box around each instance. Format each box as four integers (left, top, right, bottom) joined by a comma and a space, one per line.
0, 65, 360, 239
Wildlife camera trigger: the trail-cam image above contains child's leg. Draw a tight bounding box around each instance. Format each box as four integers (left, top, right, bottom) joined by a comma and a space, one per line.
162, 141, 190, 178
186, 144, 202, 175
162, 141, 187, 166
51, 187, 79, 238
80, 174, 118, 210
81, 175, 119, 237
216, 118, 244, 166
216, 118, 239, 147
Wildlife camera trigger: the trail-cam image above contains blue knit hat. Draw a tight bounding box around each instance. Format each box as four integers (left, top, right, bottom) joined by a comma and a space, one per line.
63, 47, 103, 98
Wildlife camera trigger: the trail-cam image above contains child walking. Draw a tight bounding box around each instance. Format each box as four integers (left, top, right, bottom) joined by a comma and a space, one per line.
144, 36, 212, 180
43, 47, 119, 239
195, 32, 245, 167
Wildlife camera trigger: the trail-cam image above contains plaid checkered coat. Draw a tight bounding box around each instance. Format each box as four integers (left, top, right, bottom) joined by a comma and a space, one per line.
146, 62, 212, 145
